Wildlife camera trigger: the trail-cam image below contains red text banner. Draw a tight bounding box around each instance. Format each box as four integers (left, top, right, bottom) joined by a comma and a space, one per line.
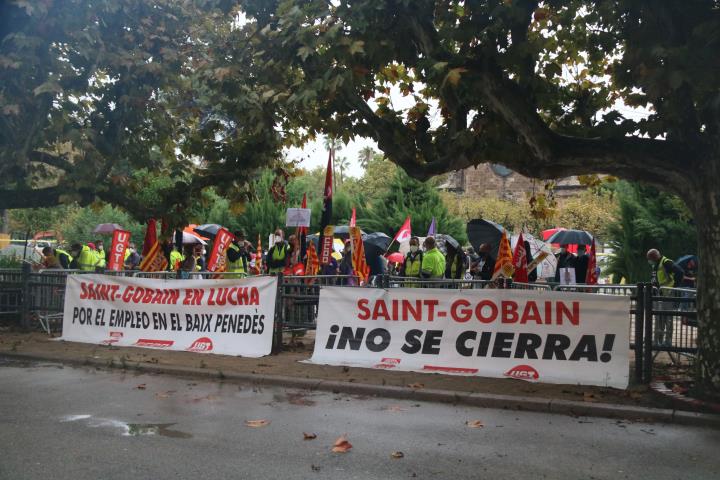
207, 228, 234, 272
107, 230, 130, 271
62, 274, 277, 357
309, 287, 630, 388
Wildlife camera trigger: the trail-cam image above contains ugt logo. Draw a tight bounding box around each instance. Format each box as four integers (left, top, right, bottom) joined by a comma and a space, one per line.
504, 364, 539, 380
187, 337, 213, 352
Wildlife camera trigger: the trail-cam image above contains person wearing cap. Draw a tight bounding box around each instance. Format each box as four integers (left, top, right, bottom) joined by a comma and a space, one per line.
647, 248, 684, 347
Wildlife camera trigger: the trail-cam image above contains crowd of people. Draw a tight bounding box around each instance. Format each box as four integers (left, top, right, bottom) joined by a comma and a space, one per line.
36, 228, 695, 292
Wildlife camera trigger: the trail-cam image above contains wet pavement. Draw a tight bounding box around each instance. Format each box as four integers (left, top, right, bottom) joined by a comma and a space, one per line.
0, 356, 718, 480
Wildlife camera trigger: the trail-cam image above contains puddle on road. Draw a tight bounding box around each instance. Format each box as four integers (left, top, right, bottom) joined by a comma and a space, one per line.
126, 423, 193, 439
60, 414, 192, 439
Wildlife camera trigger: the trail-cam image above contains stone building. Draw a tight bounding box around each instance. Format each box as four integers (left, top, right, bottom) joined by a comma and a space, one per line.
439, 164, 584, 200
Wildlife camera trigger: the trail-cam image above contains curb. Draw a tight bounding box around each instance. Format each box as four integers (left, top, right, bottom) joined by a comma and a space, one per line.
3, 351, 719, 429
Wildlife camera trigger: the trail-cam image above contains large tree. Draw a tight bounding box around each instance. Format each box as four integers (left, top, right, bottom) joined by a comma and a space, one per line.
0, 0, 281, 225
232, 0, 720, 388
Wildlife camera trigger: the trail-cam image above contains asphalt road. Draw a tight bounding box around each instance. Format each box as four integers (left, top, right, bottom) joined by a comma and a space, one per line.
0, 357, 718, 480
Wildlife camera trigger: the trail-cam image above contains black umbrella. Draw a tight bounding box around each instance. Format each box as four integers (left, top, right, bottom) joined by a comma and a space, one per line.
362, 232, 392, 257
676, 255, 698, 272
193, 224, 225, 238
467, 219, 506, 259
332, 225, 365, 239
547, 229, 593, 246
436, 234, 460, 254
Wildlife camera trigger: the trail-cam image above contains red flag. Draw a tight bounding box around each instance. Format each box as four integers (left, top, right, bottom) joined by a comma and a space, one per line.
207, 228, 234, 273
141, 219, 158, 257
139, 219, 168, 272
586, 238, 598, 284
319, 150, 334, 264
392, 216, 412, 244
296, 193, 308, 261
107, 229, 130, 271
350, 208, 356, 227
512, 232, 529, 283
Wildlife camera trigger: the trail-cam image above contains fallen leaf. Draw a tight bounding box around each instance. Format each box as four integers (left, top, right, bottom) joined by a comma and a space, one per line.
391, 451, 404, 459
303, 432, 317, 440
583, 392, 598, 403
407, 383, 425, 389
466, 420, 484, 429
332, 436, 352, 453
671, 384, 688, 394
136, 383, 146, 390
245, 419, 270, 428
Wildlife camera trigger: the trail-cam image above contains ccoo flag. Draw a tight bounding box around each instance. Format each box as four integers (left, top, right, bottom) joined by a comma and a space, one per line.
319, 150, 334, 264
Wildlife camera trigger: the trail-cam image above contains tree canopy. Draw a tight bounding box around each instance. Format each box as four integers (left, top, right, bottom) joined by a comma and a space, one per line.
0, 0, 280, 224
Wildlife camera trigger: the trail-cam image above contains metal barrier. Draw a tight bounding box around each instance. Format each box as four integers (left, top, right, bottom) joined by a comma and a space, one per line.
278, 275, 361, 332
0, 267, 699, 384
633, 283, 698, 383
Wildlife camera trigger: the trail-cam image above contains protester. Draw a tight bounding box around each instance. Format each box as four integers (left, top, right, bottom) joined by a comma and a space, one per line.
194, 245, 207, 272
54, 246, 73, 269
647, 248, 684, 347
40, 247, 61, 269
574, 244, 590, 284
470, 243, 495, 281
421, 237, 445, 279
401, 237, 423, 279
169, 245, 183, 272
266, 229, 289, 275
94, 240, 107, 268
524, 240, 537, 283
445, 244, 466, 280
681, 258, 697, 288
124, 243, 141, 270
553, 244, 575, 283
69, 243, 98, 271
179, 244, 196, 278
338, 240, 354, 281
227, 230, 251, 276
287, 234, 302, 270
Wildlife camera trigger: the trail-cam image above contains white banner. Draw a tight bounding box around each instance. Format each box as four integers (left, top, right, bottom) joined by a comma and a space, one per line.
285, 208, 311, 227
310, 287, 630, 388
62, 274, 277, 357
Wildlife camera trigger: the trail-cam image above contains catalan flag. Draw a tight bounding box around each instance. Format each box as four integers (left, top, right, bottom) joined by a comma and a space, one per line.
305, 240, 320, 276
139, 219, 168, 272
254, 233, 263, 275
492, 230, 514, 280
350, 226, 370, 284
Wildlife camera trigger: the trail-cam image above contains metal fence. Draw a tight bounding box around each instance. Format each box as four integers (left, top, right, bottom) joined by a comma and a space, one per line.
0, 267, 697, 383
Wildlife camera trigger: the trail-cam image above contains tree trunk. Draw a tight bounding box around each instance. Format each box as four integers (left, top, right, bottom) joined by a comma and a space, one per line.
692, 165, 720, 391
0, 209, 8, 233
